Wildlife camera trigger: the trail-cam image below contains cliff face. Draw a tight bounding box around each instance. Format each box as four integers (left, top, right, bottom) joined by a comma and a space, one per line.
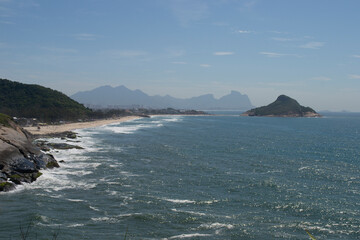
0, 115, 59, 192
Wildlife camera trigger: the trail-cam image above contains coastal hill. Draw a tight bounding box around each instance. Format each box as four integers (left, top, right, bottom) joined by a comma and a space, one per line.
71, 85, 254, 110
0, 78, 91, 122
0, 113, 59, 192
242, 95, 321, 117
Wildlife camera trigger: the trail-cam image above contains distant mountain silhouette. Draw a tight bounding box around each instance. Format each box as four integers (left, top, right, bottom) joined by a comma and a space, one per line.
71, 85, 253, 110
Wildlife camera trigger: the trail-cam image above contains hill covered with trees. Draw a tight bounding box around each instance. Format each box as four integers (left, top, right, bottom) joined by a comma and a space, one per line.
242, 95, 321, 117
0, 78, 91, 122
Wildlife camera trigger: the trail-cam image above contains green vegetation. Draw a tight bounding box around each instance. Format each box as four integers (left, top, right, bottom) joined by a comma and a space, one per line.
9, 174, 22, 184
0, 113, 11, 127
244, 95, 318, 117
0, 78, 91, 122
0, 181, 12, 188
0, 78, 208, 123
46, 161, 60, 168
33, 172, 43, 179
305, 229, 317, 240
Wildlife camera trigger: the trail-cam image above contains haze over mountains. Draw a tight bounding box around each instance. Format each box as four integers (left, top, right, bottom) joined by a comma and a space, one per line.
71, 85, 254, 110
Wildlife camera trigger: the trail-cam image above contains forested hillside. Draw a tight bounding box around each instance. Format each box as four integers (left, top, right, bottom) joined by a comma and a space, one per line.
0, 78, 91, 122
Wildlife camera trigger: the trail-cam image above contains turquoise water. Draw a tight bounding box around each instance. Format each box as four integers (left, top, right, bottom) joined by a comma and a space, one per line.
1, 113, 360, 239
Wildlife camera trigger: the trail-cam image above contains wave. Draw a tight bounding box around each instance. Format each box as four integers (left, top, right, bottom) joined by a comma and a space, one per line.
165, 233, 212, 239
68, 223, 85, 228
66, 198, 86, 202
163, 198, 196, 204
171, 208, 206, 216
199, 222, 234, 230
100, 116, 182, 134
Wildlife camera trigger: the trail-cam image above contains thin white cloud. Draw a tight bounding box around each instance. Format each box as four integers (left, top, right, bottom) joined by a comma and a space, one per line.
100, 50, 148, 58
237, 30, 251, 34
272, 37, 295, 42
0, 20, 14, 24
259, 52, 299, 58
74, 33, 98, 41
300, 41, 325, 49
349, 74, 360, 79
213, 51, 234, 56
41, 47, 78, 54
312, 76, 331, 81
172, 61, 187, 64
200, 64, 211, 68
18, 1, 40, 7
237, 0, 258, 11
269, 30, 287, 34
352, 55, 360, 58
170, 0, 209, 26
213, 22, 229, 27
260, 81, 304, 87
0, 6, 12, 17
0, 41, 9, 48
166, 48, 185, 57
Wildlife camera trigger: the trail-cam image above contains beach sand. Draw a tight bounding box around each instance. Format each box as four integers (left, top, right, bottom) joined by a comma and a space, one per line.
24, 116, 141, 135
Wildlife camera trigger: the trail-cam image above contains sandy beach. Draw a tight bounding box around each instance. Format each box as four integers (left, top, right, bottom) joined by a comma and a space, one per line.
24, 116, 141, 135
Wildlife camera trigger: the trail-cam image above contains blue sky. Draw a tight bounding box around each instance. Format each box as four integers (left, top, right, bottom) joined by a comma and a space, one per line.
1, 0, 360, 111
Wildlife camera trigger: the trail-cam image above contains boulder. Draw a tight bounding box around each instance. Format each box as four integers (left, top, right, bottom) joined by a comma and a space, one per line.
0, 181, 15, 192
0, 116, 59, 192
47, 143, 83, 150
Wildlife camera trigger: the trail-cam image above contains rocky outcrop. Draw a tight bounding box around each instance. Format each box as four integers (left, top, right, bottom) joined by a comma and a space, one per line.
0, 115, 59, 192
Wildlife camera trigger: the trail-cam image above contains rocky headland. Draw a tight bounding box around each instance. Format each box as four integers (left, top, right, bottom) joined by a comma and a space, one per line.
242, 95, 321, 117
0, 114, 59, 192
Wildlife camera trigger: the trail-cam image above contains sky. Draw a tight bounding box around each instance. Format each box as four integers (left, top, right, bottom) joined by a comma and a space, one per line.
1, 0, 360, 111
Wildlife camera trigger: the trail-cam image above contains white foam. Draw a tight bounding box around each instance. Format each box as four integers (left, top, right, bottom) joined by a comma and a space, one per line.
91, 217, 114, 222
171, 209, 206, 216
298, 166, 310, 171
117, 212, 142, 218
119, 171, 139, 177
23, 169, 97, 192
163, 198, 196, 204
163, 117, 182, 122
68, 223, 84, 228
199, 223, 234, 230
199, 199, 219, 204
66, 198, 85, 202
39, 215, 50, 223
101, 121, 164, 134
89, 206, 100, 211
101, 125, 142, 134
166, 233, 212, 239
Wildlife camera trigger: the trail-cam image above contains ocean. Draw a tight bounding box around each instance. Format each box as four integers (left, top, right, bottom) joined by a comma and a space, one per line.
1, 113, 359, 239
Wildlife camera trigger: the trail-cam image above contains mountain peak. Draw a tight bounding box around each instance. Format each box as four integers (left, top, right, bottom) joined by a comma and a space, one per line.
230, 90, 242, 95
275, 94, 293, 102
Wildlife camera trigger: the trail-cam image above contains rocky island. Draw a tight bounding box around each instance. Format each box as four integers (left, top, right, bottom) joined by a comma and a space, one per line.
0, 114, 59, 192
242, 95, 321, 117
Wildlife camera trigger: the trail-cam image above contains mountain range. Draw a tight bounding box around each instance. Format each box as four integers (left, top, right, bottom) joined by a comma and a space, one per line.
71, 85, 253, 110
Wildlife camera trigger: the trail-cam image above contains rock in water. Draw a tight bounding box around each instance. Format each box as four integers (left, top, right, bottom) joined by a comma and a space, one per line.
0, 114, 59, 192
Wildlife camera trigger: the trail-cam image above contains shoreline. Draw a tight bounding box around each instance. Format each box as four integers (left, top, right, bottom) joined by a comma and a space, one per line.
24, 116, 141, 136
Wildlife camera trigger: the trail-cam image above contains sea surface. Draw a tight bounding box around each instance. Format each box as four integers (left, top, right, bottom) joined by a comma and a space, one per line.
1, 113, 360, 239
